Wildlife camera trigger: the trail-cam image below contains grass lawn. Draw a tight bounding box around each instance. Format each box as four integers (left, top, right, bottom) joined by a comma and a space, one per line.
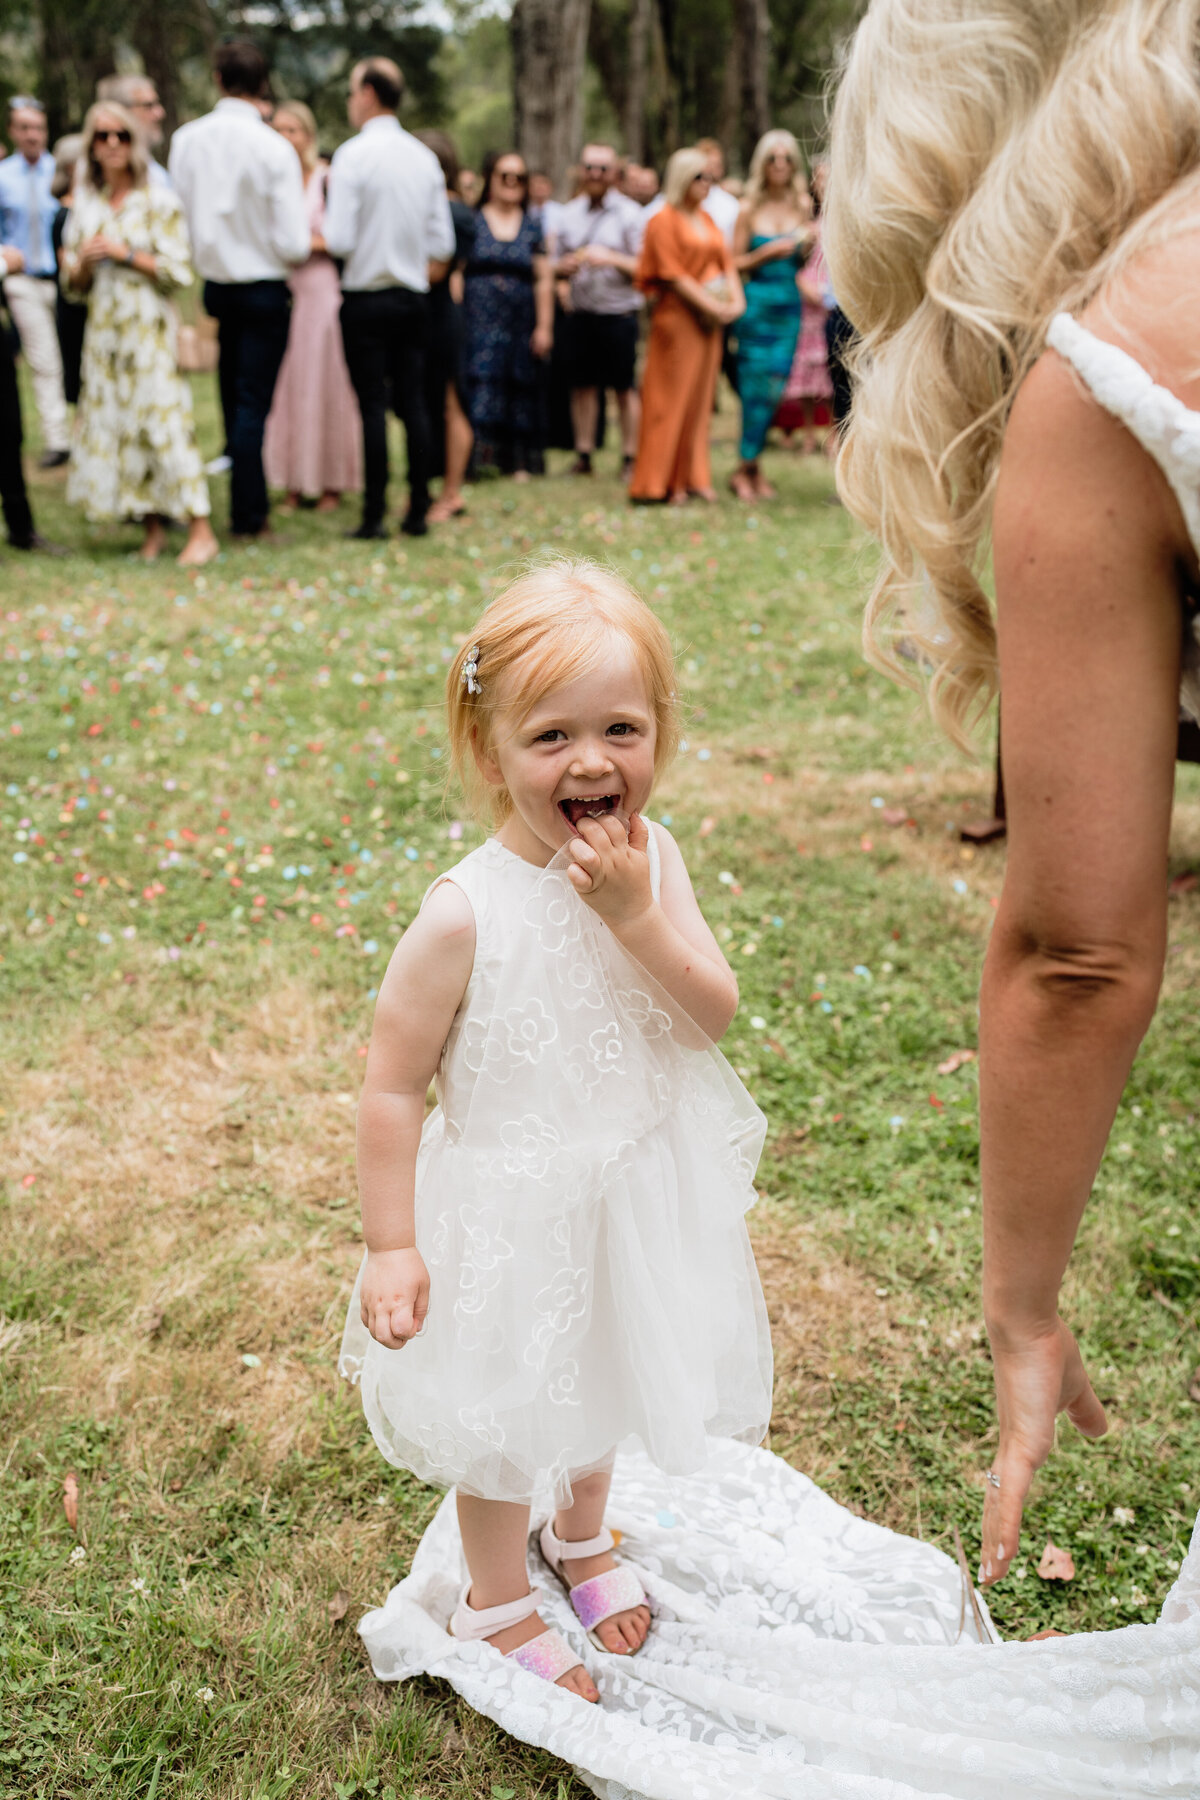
3, 370, 1200, 1799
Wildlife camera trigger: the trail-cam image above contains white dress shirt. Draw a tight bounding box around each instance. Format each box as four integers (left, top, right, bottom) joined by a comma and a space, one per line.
324, 115, 455, 294
702, 183, 741, 247
168, 97, 309, 284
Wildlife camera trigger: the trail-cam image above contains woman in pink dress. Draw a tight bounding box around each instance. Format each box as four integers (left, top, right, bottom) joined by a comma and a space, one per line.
264, 103, 361, 511
779, 165, 834, 457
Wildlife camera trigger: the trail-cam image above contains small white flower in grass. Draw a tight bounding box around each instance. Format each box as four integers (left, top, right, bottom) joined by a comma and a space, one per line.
1113, 1506, 1136, 1525
68, 1545, 86, 1566
195, 1687, 215, 1704
129, 1576, 150, 1594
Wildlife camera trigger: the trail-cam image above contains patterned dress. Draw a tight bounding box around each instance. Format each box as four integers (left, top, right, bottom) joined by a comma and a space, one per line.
463, 209, 545, 472
63, 183, 210, 523
734, 232, 803, 461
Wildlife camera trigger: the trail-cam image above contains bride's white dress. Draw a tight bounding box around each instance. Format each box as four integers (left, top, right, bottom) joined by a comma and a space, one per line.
350, 320, 1200, 1797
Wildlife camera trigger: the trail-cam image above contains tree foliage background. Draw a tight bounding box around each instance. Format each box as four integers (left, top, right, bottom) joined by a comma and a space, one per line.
0, 0, 863, 176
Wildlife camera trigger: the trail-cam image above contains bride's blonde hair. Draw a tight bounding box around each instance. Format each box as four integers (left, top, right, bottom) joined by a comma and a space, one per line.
825, 0, 1200, 746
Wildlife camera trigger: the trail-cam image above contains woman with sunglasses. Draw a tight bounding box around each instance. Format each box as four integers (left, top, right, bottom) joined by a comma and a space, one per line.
462, 150, 553, 480
63, 104, 217, 564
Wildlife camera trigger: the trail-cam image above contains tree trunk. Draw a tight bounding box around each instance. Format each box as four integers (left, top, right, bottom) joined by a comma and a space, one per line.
732, 0, 771, 169
130, 0, 215, 144
38, 0, 117, 141
624, 0, 652, 164
511, 0, 592, 195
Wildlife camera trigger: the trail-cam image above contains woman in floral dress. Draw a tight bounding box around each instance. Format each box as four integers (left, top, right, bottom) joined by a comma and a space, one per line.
463, 149, 553, 479
64, 102, 217, 565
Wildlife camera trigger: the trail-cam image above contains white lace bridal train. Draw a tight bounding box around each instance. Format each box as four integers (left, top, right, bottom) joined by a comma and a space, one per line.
355, 1437, 1200, 1798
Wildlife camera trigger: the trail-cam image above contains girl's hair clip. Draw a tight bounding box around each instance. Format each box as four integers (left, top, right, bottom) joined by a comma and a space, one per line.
462, 646, 482, 696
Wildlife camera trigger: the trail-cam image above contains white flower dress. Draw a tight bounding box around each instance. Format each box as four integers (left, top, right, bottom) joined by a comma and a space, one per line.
63, 183, 210, 524
340, 828, 774, 1509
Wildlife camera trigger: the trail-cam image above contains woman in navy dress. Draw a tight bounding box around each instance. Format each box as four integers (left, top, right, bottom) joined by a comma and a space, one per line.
463, 149, 554, 479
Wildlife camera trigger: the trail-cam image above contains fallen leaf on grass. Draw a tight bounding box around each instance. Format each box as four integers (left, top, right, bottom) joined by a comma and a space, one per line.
937, 1049, 977, 1075
699, 816, 716, 838
1169, 872, 1198, 897
764, 1037, 790, 1059
1037, 1541, 1075, 1581
327, 1589, 350, 1623
208, 1047, 230, 1072
63, 1472, 78, 1532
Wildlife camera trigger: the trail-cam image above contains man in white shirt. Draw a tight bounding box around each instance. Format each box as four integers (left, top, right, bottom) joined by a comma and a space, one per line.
324, 58, 454, 538
169, 40, 308, 538
95, 75, 171, 189
553, 143, 645, 479
696, 138, 740, 246
0, 96, 69, 465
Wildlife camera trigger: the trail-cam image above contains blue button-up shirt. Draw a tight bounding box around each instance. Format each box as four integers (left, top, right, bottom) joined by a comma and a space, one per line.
0, 150, 57, 278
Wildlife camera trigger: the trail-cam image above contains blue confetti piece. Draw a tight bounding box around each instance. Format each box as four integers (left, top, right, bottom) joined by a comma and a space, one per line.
952, 878, 968, 895
821, 1001, 833, 1014
656, 1510, 677, 1529
405, 847, 419, 862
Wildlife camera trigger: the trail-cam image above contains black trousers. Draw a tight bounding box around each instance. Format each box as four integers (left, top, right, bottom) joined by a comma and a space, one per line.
340, 287, 432, 527
203, 279, 291, 535
0, 319, 34, 547
826, 307, 854, 428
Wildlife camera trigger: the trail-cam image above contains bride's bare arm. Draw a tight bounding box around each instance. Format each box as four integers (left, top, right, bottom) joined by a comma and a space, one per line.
979, 338, 1187, 1580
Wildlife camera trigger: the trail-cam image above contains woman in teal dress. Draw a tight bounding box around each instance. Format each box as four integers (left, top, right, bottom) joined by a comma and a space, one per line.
731, 131, 813, 502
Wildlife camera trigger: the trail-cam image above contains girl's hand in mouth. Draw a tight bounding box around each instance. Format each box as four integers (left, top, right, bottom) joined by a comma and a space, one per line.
566, 809, 654, 927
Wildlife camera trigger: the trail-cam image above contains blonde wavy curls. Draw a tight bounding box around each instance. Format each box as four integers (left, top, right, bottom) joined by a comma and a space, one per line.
824, 0, 1200, 747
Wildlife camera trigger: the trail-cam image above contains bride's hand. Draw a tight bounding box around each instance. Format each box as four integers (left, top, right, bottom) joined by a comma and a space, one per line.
981, 1314, 1108, 1584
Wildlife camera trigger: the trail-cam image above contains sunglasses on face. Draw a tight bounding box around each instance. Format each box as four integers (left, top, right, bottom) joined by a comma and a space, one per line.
497, 170, 528, 185
583, 163, 612, 174
94, 129, 132, 145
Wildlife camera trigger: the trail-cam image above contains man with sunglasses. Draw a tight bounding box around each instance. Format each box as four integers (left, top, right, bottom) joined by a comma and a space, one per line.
553, 143, 645, 480
324, 57, 455, 539
0, 95, 70, 468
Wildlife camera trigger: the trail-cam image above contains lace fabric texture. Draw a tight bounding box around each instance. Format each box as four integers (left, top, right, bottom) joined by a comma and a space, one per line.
357, 1437, 1200, 1799
339, 833, 774, 1507
1046, 312, 1200, 719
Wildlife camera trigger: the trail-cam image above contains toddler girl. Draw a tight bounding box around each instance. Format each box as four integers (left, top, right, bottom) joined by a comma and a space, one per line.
340, 558, 772, 1702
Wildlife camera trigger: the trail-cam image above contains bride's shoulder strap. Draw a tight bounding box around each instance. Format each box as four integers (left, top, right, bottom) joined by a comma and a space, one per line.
1045, 310, 1200, 552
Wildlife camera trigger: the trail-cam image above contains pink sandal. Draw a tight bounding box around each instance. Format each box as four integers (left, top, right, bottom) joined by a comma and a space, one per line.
538, 1521, 650, 1653
448, 1584, 587, 1689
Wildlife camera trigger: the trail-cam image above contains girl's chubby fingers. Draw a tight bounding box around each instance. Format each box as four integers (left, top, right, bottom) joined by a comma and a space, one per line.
566, 860, 597, 894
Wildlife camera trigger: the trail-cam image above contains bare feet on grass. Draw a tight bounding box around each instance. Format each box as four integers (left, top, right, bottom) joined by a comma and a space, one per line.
139, 516, 166, 561
177, 519, 219, 567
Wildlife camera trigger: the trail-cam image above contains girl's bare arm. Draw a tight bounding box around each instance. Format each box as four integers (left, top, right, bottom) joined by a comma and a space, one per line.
356, 881, 475, 1348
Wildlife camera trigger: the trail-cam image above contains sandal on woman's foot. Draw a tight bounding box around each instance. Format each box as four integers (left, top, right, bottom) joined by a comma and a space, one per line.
539, 1521, 650, 1654
448, 1584, 596, 1699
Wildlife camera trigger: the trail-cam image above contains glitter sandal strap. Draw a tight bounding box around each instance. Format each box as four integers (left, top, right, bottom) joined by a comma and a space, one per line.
448, 1582, 542, 1642
508, 1627, 584, 1684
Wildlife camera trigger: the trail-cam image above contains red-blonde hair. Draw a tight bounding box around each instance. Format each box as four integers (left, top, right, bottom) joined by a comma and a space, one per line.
447, 558, 680, 824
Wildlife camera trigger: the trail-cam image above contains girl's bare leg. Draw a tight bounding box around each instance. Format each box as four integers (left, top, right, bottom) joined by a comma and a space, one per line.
456, 1492, 598, 1701
554, 1466, 652, 1655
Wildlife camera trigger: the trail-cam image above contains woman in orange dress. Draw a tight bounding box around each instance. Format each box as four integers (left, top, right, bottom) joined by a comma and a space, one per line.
630, 149, 744, 504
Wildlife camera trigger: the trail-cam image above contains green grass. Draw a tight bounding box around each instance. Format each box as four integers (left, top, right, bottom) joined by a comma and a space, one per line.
2, 370, 1199, 1798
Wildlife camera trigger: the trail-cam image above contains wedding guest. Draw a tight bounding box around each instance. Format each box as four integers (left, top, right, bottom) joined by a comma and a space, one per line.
463, 149, 553, 481
414, 129, 476, 523
459, 168, 482, 206
49, 133, 86, 407
695, 138, 740, 246
730, 131, 811, 501
629, 148, 743, 505
64, 103, 217, 566
263, 101, 361, 513
554, 141, 645, 480
0, 96, 70, 466
95, 74, 170, 188
169, 39, 309, 539
0, 278, 62, 554
779, 158, 833, 456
